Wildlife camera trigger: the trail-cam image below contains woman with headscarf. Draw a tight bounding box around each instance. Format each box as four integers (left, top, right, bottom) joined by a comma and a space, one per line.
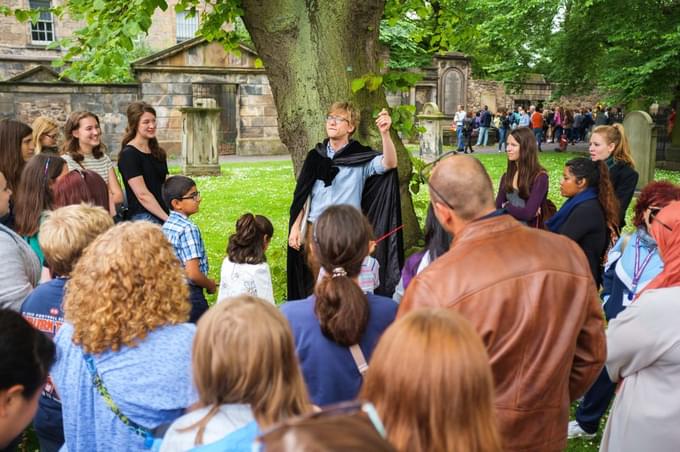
599, 201, 680, 452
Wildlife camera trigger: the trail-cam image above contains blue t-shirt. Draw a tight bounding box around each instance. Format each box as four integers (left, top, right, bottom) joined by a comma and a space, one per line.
21, 278, 68, 445
280, 293, 397, 406
52, 322, 197, 451
21, 277, 67, 340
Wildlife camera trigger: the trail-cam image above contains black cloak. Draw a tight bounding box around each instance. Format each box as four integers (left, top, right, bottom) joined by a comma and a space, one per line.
287, 139, 404, 300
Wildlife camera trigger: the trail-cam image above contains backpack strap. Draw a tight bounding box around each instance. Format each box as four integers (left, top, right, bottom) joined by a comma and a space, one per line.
349, 344, 369, 377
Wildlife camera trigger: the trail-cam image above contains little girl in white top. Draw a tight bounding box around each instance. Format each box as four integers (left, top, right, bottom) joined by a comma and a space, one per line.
218, 213, 275, 304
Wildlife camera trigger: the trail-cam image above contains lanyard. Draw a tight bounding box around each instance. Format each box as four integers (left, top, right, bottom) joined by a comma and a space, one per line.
628, 235, 656, 301
83, 353, 155, 448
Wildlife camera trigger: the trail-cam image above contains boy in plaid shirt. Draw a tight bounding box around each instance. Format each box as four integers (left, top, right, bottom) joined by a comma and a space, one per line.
162, 175, 215, 322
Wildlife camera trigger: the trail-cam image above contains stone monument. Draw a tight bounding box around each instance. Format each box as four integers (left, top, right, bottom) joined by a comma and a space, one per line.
417, 102, 445, 159
623, 111, 656, 188
179, 97, 222, 176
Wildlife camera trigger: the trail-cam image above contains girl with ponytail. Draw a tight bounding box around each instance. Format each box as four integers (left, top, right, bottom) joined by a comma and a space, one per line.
547, 158, 619, 285
589, 123, 639, 227
280, 204, 397, 405
218, 213, 275, 304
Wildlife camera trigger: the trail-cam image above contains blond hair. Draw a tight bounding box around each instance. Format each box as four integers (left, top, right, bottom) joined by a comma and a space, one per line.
31, 116, 59, 154
39, 204, 113, 277
64, 222, 190, 354
592, 124, 635, 168
184, 296, 311, 446
361, 309, 501, 452
328, 101, 360, 135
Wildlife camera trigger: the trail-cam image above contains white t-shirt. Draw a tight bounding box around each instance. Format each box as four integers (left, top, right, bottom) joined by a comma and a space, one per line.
160, 404, 255, 452
218, 259, 274, 304
454, 110, 467, 126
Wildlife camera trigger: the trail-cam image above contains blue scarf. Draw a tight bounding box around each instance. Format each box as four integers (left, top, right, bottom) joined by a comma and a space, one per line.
546, 187, 598, 232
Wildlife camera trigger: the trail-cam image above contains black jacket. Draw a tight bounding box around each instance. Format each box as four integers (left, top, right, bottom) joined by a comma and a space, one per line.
608, 161, 638, 228
557, 199, 609, 285
287, 140, 403, 300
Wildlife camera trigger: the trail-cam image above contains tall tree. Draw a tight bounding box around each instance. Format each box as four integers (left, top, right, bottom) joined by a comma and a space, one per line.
4, 0, 424, 247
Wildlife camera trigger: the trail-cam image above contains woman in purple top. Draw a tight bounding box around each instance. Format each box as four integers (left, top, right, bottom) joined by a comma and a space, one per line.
280, 205, 397, 406
496, 127, 550, 228
393, 203, 451, 303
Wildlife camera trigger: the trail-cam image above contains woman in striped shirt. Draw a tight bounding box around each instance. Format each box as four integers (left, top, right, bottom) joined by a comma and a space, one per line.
61, 111, 123, 216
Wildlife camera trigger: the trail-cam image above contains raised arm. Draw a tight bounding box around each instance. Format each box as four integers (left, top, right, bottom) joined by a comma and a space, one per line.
376, 109, 397, 169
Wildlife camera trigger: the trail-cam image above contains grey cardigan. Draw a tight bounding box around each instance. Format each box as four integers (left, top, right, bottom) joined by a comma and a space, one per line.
0, 223, 40, 311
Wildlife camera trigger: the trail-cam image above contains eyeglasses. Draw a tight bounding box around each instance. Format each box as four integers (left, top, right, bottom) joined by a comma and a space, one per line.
419, 150, 458, 210
649, 207, 673, 231
177, 191, 200, 201
326, 115, 349, 124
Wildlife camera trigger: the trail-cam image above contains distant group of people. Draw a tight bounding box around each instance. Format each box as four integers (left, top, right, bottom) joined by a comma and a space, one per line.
452, 103, 626, 153
1, 98, 680, 452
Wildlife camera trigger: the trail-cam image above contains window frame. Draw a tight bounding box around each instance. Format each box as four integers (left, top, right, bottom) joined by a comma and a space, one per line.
28, 0, 56, 45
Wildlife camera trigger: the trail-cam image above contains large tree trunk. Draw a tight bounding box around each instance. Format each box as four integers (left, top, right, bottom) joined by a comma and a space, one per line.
241, 0, 420, 248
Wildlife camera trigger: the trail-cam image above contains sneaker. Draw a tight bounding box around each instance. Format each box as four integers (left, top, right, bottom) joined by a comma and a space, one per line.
567, 420, 596, 439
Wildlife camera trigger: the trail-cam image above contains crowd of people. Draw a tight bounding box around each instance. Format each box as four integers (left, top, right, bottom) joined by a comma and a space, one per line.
452, 103, 626, 153
1, 98, 679, 452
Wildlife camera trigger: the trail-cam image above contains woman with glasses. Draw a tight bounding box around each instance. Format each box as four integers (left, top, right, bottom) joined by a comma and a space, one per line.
568, 181, 680, 440
599, 200, 680, 452
546, 158, 619, 285
118, 102, 169, 224
61, 111, 124, 216
495, 127, 550, 228
13, 154, 67, 266
32, 116, 60, 154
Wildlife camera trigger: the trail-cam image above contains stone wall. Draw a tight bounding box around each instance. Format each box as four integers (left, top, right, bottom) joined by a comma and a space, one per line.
0, 0, 195, 80
135, 68, 286, 156
0, 82, 140, 156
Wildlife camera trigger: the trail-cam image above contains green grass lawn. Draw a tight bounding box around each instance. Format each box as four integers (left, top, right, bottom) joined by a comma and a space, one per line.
183, 151, 680, 306
178, 152, 678, 452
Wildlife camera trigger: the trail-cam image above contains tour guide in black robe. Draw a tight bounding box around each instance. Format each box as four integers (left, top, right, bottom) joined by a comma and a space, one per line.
287, 139, 404, 300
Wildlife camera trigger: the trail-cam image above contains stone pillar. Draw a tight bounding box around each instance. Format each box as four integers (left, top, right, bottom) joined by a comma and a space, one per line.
623, 111, 656, 188
417, 102, 445, 159
179, 99, 222, 177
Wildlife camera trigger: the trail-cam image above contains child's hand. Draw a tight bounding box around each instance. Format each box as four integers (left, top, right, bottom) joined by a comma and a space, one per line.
207, 279, 217, 294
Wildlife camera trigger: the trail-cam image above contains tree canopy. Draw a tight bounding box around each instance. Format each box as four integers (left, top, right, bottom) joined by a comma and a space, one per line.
4, 0, 678, 104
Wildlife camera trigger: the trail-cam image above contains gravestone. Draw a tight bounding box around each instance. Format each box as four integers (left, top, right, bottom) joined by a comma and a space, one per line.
623, 111, 656, 188
179, 98, 222, 176
417, 102, 444, 159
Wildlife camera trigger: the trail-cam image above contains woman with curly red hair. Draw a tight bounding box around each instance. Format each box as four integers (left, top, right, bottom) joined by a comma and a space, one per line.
51, 222, 196, 450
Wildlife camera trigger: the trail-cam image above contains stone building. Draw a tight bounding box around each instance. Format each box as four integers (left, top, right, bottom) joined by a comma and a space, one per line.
0, 0, 200, 80
391, 52, 553, 116
0, 37, 286, 157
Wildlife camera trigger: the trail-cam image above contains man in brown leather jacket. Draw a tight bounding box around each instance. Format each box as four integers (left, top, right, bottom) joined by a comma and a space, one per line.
399, 155, 606, 452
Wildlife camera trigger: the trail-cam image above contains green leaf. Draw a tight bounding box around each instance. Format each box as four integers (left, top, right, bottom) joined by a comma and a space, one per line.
351, 77, 367, 93
366, 75, 383, 91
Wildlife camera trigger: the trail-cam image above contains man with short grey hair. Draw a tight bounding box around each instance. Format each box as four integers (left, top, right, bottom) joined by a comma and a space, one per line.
399, 154, 606, 452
